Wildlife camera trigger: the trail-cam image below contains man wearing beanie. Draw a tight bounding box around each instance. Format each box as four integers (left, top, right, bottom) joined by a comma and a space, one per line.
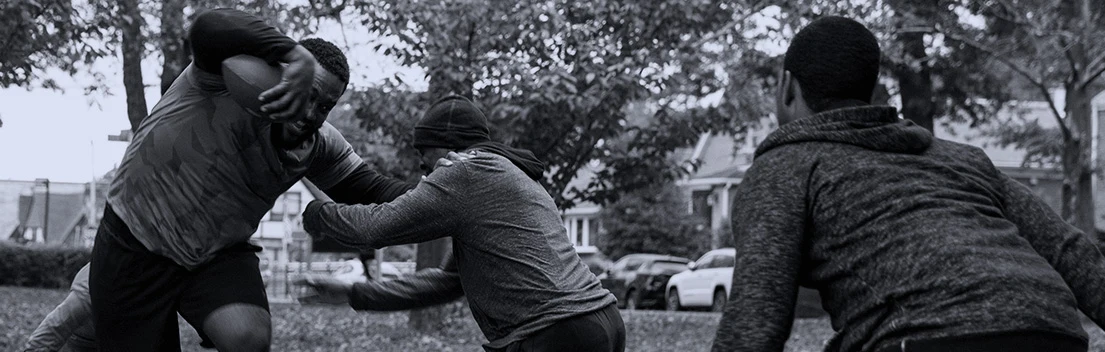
711, 16, 1105, 352
302, 95, 625, 352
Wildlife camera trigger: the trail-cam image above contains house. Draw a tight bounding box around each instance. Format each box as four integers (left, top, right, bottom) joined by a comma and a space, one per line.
680, 92, 1105, 248
1, 180, 98, 247
560, 163, 606, 252
249, 180, 329, 266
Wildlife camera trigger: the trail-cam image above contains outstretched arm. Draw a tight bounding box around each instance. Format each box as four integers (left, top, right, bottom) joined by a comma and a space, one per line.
350, 254, 463, 311
711, 159, 807, 352
23, 292, 91, 352
996, 172, 1105, 327
24, 265, 93, 352
306, 124, 416, 205
303, 161, 469, 250
297, 254, 463, 311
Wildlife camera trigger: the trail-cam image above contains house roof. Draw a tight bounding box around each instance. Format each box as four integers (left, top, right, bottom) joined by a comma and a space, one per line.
16, 191, 89, 244
0, 180, 88, 241
697, 166, 745, 180
684, 102, 1103, 231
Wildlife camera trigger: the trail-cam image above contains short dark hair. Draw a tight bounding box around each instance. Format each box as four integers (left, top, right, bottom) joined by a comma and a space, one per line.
299, 38, 349, 84
783, 16, 881, 113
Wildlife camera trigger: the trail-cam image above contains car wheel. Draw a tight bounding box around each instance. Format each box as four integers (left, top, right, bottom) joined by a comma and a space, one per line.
626, 290, 640, 310
711, 288, 727, 312
666, 288, 680, 311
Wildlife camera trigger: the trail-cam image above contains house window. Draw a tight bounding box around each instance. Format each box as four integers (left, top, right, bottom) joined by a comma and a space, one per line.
691, 190, 712, 220
270, 192, 302, 222
563, 216, 593, 247
24, 227, 43, 243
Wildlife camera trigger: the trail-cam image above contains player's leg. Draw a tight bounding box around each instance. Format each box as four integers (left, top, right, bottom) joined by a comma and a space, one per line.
88, 205, 185, 352
179, 242, 272, 352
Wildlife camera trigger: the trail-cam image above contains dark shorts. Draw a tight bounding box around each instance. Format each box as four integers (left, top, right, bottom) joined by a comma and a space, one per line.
89, 205, 268, 352
501, 303, 626, 352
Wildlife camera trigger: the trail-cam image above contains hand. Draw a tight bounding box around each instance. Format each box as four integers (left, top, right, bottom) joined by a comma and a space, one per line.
259, 45, 316, 122
434, 151, 472, 169
293, 275, 353, 305
421, 151, 470, 181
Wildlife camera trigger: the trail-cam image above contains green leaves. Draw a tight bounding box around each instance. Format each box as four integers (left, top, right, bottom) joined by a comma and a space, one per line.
0, 0, 111, 89
346, 0, 770, 208
599, 185, 710, 260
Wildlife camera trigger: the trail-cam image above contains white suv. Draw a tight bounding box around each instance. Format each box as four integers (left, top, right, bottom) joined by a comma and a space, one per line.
665, 248, 735, 312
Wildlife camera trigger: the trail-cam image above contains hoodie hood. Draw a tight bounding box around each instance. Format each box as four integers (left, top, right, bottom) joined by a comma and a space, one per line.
469, 141, 546, 181
755, 106, 933, 159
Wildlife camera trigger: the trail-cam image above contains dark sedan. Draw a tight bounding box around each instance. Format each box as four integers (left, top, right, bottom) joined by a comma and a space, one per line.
598, 254, 691, 310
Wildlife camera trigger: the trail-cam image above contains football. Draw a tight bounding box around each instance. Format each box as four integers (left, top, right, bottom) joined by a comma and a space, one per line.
222, 54, 282, 118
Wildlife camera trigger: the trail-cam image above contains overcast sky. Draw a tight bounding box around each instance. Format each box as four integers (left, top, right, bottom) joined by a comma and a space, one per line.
0, 20, 425, 183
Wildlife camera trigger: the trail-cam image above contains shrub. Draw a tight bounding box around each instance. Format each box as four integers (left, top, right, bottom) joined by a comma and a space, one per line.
599, 184, 711, 260
0, 241, 90, 289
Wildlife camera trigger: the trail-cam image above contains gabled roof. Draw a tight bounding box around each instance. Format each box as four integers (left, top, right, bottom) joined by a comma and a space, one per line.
0, 180, 88, 241
682, 100, 1103, 231
15, 191, 89, 244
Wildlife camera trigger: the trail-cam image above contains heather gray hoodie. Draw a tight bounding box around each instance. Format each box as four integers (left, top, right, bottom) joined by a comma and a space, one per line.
711, 106, 1105, 352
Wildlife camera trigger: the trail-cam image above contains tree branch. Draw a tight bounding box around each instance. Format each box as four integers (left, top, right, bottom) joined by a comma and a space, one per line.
1080, 54, 1105, 91
1058, 37, 1081, 78
980, 0, 1035, 28
690, 0, 771, 48
940, 30, 1073, 140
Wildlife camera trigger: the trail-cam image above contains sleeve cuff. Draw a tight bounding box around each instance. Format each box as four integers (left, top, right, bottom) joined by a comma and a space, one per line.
303, 200, 330, 237
348, 282, 371, 311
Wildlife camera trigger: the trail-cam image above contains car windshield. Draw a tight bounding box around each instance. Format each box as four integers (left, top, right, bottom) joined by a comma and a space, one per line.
651, 261, 690, 273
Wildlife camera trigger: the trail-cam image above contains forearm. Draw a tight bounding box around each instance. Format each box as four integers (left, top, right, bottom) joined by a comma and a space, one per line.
322, 163, 416, 205
1000, 175, 1105, 324
349, 268, 464, 311
712, 170, 804, 351
303, 201, 445, 249
711, 267, 800, 351
188, 8, 299, 73
23, 293, 90, 351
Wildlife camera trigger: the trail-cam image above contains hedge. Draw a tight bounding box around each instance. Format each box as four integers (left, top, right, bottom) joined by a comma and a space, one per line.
0, 241, 91, 289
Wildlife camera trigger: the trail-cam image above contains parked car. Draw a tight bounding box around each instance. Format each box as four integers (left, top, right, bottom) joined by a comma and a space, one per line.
576, 247, 614, 277
331, 259, 401, 284
598, 254, 691, 310
665, 248, 736, 312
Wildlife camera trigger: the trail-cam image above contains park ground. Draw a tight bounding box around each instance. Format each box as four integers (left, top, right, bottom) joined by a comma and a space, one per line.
3, 286, 1104, 352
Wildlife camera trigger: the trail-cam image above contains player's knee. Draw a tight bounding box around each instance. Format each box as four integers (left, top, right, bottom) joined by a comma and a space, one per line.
203, 304, 271, 352
224, 325, 271, 352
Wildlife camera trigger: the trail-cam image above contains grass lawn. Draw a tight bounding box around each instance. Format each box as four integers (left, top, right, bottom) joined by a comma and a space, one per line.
3, 285, 1103, 351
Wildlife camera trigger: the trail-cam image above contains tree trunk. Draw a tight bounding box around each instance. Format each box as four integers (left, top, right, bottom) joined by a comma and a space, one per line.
407, 64, 472, 332
119, 0, 147, 131
159, 0, 189, 95
407, 238, 453, 331
1062, 84, 1097, 237
894, 31, 934, 133
1097, 86, 1105, 239
890, 2, 935, 133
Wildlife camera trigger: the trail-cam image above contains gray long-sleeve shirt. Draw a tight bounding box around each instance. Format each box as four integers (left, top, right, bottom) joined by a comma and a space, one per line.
23, 264, 96, 352
347, 253, 464, 312
304, 150, 616, 350
711, 106, 1105, 352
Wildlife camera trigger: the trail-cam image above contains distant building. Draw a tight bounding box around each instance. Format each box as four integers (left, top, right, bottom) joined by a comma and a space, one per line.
680, 93, 1105, 248
1, 180, 100, 247
559, 163, 605, 252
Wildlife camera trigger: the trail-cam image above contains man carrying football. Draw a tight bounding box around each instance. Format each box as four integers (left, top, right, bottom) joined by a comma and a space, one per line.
88, 8, 420, 352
